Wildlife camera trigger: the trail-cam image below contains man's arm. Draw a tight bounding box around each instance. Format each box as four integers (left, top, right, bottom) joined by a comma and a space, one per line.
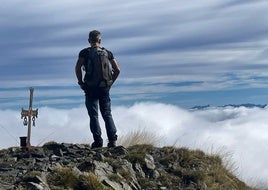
75, 58, 85, 84
110, 58, 120, 83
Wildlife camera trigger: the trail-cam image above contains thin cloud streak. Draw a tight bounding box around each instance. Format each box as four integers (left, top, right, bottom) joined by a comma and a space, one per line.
2, 71, 268, 109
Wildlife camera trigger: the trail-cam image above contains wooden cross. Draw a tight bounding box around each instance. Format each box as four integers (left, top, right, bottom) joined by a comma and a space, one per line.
21, 87, 38, 149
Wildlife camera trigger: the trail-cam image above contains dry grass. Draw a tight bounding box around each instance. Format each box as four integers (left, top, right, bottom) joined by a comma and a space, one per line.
117, 128, 160, 147
47, 166, 104, 190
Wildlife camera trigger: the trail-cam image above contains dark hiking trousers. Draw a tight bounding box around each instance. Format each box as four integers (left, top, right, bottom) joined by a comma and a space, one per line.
85, 86, 117, 143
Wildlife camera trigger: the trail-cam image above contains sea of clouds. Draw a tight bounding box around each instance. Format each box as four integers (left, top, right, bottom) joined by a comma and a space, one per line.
0, 102, 267, 187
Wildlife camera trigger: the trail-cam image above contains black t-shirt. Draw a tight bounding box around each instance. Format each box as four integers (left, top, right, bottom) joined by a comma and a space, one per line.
78, 47, 115, 63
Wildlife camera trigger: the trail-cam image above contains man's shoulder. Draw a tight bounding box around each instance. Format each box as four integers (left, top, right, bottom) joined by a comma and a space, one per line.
79, 47, 90, 58
80, 47, 90, 53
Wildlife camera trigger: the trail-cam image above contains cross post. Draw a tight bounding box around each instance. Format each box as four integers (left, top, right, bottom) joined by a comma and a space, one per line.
21, 87, 38, 149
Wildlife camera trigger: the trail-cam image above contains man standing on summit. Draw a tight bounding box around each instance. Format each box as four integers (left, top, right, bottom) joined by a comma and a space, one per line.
75, 30, 120, 148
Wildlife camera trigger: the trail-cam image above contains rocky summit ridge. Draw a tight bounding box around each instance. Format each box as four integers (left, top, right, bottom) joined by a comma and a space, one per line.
0, 142, 253, 190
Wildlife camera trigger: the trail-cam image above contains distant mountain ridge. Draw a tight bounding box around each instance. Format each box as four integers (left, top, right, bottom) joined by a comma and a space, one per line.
191, 103, 267, 110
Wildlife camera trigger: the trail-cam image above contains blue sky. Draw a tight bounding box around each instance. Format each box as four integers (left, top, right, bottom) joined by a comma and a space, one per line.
1, 0, 268, 109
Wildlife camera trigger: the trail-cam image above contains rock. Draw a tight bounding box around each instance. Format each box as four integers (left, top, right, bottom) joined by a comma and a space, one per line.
27, 148, 46, 158
199, 182, 207, 190
93, 160, 114, 181
110, 146, 128, 156
28, 182, 45, 190
103, 179, 124, 190
23, 173, 50, 190
144, 153, 155, 170
72, 166, 82, 177
160, 187, 167, 190
152, 170, 160, 179
134, 163, 145, 178
0, 183, 14, 190
93, 160, 131, 190
53, 148, 63, 157
93, 152, 105, 161
119, 159, 141, 190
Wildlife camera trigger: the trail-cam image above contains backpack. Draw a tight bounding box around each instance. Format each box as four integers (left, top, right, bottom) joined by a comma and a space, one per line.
84, 47, 113, 87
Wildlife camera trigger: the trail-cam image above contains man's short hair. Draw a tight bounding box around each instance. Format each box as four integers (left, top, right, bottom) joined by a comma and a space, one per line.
89, 30, 101, 43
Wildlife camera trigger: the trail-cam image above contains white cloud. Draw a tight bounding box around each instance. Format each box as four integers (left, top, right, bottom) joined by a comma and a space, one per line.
0, 102, 267, 187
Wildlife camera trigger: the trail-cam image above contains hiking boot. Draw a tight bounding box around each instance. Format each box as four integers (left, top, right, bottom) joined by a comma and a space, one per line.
107, 140, 116, 148
91, 141, 103, 149
107, 135, 117, 148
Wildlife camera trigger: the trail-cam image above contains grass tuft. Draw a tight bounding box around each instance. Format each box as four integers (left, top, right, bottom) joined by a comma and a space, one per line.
118, 128, 160, 147
47, 166, 104, 190
74, 173, 104, 190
